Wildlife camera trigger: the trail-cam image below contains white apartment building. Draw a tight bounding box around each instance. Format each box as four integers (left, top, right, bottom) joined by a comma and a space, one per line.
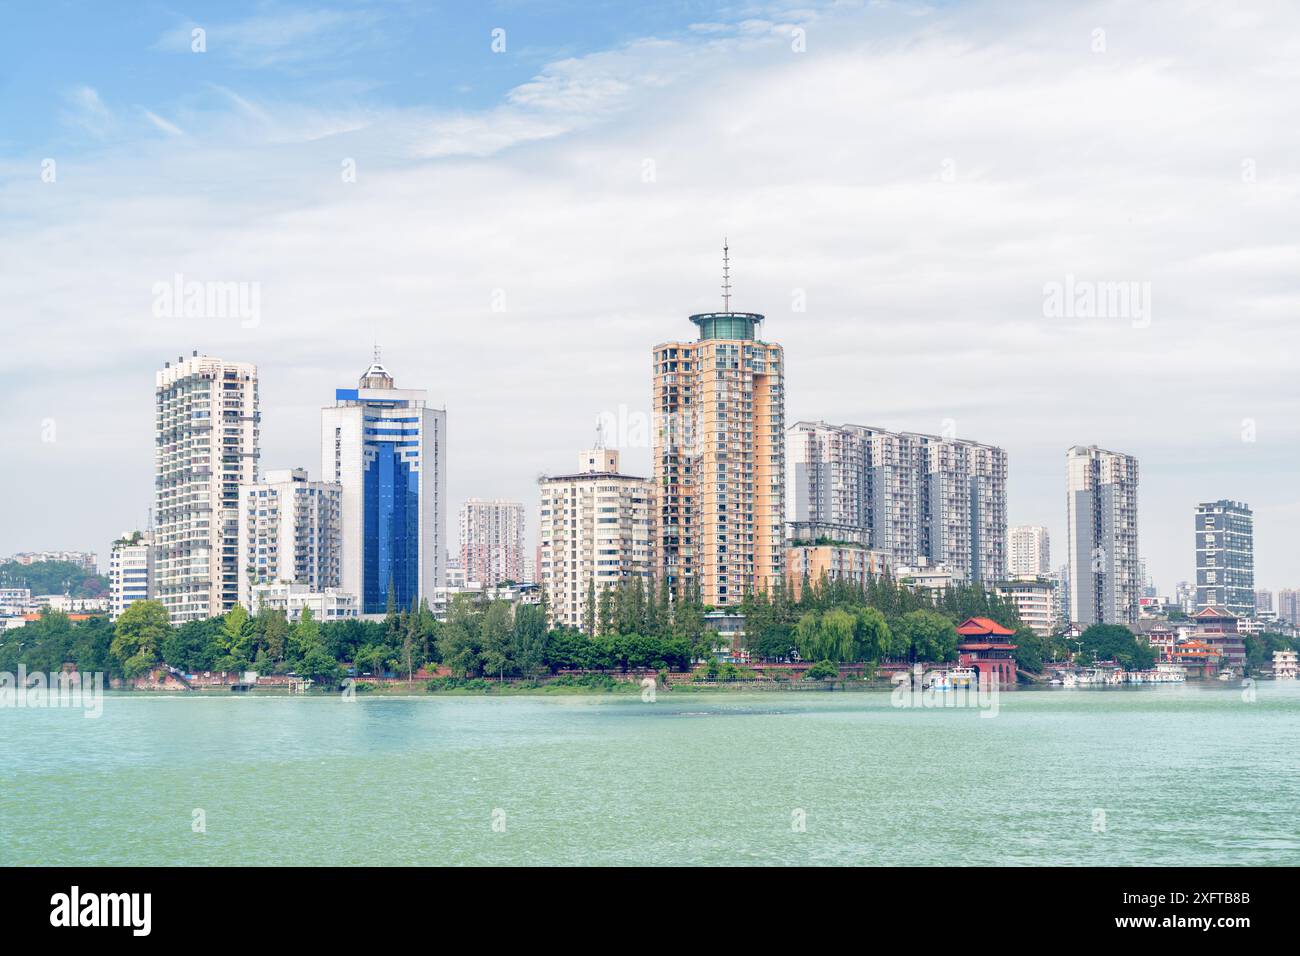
0, 588, 33, 616
459, 498, 526, 587
247, 583, 358, 622
429, 582, 542, 622
896, 562, 963, 593
538, 447, 654, 632
238, 468, 343, 610
995, 575, 1056, 637
322, 356, 445, 614
35, 595, 109, 613
788, 421, 1008, 584
1066, 445, 1139, 625
1008, 525, 1051, 576
154, 353, 259, 623
109, 530, 153, 621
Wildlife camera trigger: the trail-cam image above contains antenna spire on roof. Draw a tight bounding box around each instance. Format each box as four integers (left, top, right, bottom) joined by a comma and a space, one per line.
721, 237, 732, 313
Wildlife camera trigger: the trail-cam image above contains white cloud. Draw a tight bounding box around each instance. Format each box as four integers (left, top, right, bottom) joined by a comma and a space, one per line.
4, 0, 1300, 590
141, 110, 185, 137
60, 85, 113, 137
154, 8, 381, 69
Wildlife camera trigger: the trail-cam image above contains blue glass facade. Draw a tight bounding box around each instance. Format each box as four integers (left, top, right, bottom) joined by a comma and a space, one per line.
362, 426, 420, 614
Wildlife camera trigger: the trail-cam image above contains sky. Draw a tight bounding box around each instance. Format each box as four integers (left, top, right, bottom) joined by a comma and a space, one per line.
1, 0, 1297, 593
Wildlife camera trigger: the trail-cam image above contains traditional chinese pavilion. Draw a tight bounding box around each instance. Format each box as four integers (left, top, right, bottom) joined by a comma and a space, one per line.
955, 617, 1018, 687
1191, 607, 1246, 670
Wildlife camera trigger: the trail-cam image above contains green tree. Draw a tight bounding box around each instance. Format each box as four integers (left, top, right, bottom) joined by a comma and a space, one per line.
806, 659, 840, 680
895, 609, 959, 662
511, 603, 548, 676
597, 585, 615, 637
1077, 623, 1155, 669
1243, 631, 1297, 674
111, 600, 170, 677
1011, 625, 1044, 673
258, 609, 290, 662
299, 645, 343, 685
853, 606, 894, 661
438, 594, 485, 677
0, 559, 109, 598
480, 600, 514, 680
162, 618, 222, 672
289, 606, 322, 661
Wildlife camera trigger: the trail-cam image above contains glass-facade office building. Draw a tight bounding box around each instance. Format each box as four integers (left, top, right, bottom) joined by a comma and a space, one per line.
323, 360, 446, 614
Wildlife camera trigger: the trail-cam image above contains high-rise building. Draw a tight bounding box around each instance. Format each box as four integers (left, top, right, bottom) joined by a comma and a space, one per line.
787, 421, 1007, 584
538, 445, 654, 631
109, 531, 152, 621
651, 246, 785, 607
459, 498, 526, 587
238, 468, 343, 610
1278, 589, 1300, 627
1057, 563, 1071, 622
1065, 445, 1139, 625
1008, 525, 1051, 576
1138, 559, 1157, 599
321, 355, 446, 614
1195, 500, 1254, 617
154, 353, 259, 623
1255, 589, 1273, 615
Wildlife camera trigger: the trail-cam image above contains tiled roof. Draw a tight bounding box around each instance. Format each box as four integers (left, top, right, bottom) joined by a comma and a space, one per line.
956, 617, 1015, 637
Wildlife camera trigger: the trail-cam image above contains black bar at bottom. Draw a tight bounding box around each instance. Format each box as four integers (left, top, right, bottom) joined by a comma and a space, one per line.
0, 865, 1284, 942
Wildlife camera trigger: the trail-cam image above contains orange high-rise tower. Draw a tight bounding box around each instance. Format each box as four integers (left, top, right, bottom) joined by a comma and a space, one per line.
651, 243, 785, 607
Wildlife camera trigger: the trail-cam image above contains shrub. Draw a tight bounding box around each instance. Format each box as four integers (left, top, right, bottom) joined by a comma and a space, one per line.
805, 659, 840, 681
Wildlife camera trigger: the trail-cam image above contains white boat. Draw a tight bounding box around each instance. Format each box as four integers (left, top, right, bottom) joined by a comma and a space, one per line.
949, 666, 977, 688
1075, 668, 1122, 686
1152, 663, 1187, 683
927, 670, 953, 691
927, 666, 978, 692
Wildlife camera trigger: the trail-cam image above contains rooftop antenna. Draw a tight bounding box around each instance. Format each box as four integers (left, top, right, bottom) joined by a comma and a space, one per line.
594, 416, 605, 449
721, 237, 732, 313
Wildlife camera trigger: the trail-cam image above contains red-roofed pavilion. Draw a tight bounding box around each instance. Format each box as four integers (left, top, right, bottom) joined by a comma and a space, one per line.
955, 617, 1018, 688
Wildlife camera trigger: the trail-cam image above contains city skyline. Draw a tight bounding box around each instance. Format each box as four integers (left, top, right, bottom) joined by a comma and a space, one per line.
3, 1, 1299, 594
6, 317, 1295, 599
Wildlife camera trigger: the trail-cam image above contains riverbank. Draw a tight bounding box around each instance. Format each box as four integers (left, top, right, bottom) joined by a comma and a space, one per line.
180, 677, 891, 696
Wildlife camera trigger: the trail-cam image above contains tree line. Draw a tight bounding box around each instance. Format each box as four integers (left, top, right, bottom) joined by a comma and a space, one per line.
4, 566, 1281, 685
0, 559, 109, 599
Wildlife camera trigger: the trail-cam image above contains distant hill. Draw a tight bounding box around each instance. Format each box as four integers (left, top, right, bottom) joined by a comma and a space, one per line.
0, 560, 109, 598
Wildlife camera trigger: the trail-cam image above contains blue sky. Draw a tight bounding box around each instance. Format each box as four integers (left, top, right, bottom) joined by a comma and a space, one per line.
0, 1, 759, 153
2, 0, 1298, 594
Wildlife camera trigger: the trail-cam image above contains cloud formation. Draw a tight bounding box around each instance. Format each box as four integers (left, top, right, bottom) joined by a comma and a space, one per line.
2, 0, 1298, 592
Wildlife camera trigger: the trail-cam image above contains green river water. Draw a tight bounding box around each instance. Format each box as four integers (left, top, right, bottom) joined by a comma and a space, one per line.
2, 682, 1297, 865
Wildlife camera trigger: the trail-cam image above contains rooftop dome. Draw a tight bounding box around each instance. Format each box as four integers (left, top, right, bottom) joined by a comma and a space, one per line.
359, 348, 395, 389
